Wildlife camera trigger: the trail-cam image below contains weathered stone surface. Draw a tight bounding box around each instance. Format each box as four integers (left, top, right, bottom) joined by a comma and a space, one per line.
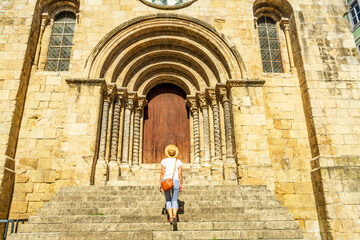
0, 1, 360, 240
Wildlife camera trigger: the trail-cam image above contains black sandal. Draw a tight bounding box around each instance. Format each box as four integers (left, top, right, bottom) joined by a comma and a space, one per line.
172, 216, 177, 227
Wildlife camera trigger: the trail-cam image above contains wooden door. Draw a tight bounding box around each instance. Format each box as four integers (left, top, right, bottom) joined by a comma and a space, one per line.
143, 83, 190, 163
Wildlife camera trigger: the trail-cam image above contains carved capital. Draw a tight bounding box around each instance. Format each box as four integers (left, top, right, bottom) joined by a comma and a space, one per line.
280, 18, 290, 31
186, 96, 198, 112
253, 17, 258, 29
196, 93, 208, 109
41, 13, 50, 26
125, 99, 134, 110
125, 93, 137, 110
116, 87, 128, 99
206, 88, 217, 106
216, 84, 229, 103
136, 97, 147, 112
106, 83, 117, 99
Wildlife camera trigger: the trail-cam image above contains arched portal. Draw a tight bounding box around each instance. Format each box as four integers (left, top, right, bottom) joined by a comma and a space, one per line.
143, 83, 190, 164
88, 15, 242, 183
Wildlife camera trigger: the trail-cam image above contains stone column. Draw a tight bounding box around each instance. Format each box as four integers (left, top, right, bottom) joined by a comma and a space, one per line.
197, 93, 211, 167
280, 18, 296, 72
39, 18, 54, 71
207, 89, 222, 163
95, 83, 116, 184
95, 99, 110, 173
108, 96, 121, 181
217, 85, 236, 180
121, 95, 135, 172
207, 89, 223, 180
33, 13, 49, 69
187, 97, 200, 165
132, 97, 147, 168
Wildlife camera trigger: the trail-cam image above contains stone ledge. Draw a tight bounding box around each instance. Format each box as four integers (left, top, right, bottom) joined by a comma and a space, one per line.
227, 79, 266, 88
311, 155, 360, 169
65, 78, 106, 86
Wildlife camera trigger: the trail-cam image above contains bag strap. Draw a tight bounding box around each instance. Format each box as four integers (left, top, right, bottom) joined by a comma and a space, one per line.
171, 158, 177, 179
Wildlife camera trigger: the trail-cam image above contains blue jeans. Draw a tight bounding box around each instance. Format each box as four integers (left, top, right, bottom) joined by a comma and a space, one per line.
163, 178, 180, 209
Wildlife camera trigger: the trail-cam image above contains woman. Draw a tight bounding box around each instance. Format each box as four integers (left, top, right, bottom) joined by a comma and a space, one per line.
159, 144, 183, 226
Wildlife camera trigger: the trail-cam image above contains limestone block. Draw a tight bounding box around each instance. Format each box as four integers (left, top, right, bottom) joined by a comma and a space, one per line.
44, 170, 57, 183
27, 201, 43, 213
19, 158, 38, 170
46, 76, 62, 86
15, 183, 34, 193
10, 201, 28, 213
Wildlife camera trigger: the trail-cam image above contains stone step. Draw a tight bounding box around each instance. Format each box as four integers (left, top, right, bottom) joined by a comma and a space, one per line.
29, 212, 294, 224
11, 184, 305, 240
37, 206, 289, 216
42, 199, 282, 209
49, 194, 277, 203
55, 189, 273, 196
18, 221, 300, 233
8, 230, 304, 240
62, 185, 265, 191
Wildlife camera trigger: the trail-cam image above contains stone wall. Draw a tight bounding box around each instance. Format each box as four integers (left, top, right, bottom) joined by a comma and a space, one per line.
0, 0, 39, 236
291, 1, 360, 239
0, 0, 360, 240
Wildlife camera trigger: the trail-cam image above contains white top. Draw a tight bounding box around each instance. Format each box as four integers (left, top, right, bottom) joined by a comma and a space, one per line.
161, 157, 183, 180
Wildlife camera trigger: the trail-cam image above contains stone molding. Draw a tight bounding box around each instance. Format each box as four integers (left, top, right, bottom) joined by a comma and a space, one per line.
226, 79, 265, 88
65, 78, 106, 86
86, 14, 246, 79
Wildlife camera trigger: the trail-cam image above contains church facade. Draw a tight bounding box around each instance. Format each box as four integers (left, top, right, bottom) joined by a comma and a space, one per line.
1, 0, 360, 239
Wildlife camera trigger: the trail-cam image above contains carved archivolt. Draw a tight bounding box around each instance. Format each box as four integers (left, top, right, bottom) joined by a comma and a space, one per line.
87, 14, 246, 92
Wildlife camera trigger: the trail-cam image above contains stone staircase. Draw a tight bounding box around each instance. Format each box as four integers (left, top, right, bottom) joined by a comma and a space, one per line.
8, 183, 306, 240
111, 164, 237, 186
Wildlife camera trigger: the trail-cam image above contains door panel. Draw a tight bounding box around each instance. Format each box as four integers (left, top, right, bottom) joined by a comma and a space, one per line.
143, 84, 190, 164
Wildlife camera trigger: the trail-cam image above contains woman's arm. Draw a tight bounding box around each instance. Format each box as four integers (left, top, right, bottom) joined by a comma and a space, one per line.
159, 165, 165, 192
179, 165, 183, 192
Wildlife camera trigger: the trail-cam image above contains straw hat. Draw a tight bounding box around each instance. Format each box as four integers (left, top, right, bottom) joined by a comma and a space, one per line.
165, 144, 179, 158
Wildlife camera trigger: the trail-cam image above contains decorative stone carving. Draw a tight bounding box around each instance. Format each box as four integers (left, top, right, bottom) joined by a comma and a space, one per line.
108, 96, 121, 181
207, 88, 222, 164
98, 100, 110, 162
132, 97, 147, 167
121, 95, 135, 165
197, 93, 211, 166
187, 96, 200, 165
217, 85, 235, 164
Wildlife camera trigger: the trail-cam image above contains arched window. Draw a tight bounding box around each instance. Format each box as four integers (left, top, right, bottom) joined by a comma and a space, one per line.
257, 16, 283, 73
46, 12, 76, 71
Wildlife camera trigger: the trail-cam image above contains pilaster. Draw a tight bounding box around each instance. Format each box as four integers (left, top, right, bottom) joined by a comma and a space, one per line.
120, 93, 136, 174
187, 96, 201, 166
197, 93, 211, 170
132, 97, 147, 169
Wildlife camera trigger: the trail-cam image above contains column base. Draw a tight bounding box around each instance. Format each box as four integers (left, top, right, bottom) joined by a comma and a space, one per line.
108, 160, 120, 181
131, 165, 140, 173
120, 163, 131, 176
211, 159, 224, 181
94, 159, 108, 185
224, 162, 237, 181
200, 165, 211, 176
